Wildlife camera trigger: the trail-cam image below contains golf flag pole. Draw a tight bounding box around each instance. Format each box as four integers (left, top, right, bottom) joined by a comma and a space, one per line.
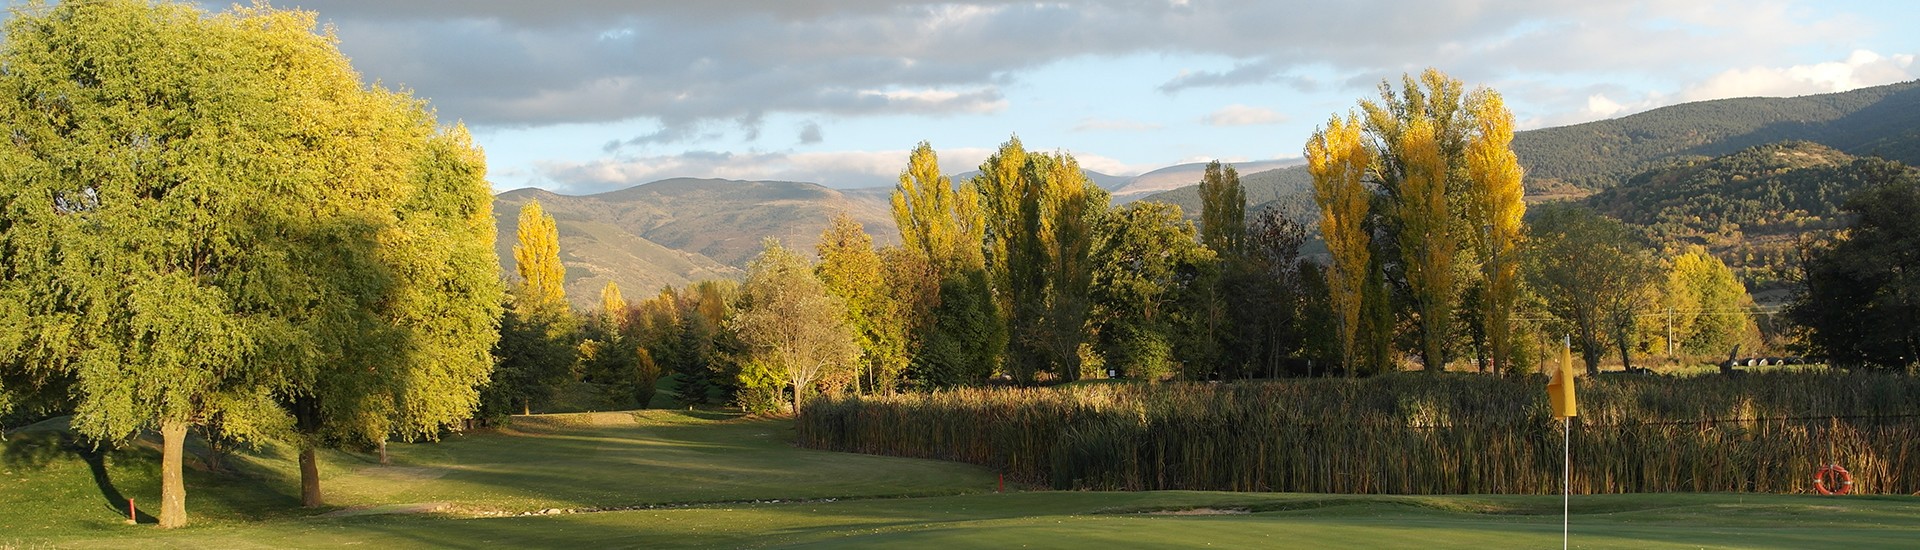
1547, 334, 1578, 550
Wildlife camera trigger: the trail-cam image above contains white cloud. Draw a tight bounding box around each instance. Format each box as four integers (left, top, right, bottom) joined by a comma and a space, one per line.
856, 88, 1009, 114
1203, 104, 1286, 127
1062, 152, 1158, 177
541, 147, 998, 193
1680, 49, 1917, 101
1585, 94, 1625, 118
1071, 117, 1163, 132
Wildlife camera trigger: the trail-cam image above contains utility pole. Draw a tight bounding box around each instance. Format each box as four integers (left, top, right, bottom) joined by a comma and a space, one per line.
1666, 307, 1675, 364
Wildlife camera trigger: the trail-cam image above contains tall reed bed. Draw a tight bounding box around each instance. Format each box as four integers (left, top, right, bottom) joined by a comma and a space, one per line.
798, 372, 1920, 494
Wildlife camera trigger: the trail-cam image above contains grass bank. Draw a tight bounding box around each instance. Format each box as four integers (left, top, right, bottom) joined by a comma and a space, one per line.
5, 407, 1917, 548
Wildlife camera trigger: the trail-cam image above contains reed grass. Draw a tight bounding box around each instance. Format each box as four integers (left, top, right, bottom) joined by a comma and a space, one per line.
798, 371, 1920, 494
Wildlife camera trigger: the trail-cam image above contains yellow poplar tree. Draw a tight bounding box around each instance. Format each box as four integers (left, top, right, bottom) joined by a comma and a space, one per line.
891, 142, 1001, 386
514, 200, 566, 311
601, 281, 628, 328
1307, 114, 1375, 376
1393, 119, 1458, 372
1464, 90, 1527, 374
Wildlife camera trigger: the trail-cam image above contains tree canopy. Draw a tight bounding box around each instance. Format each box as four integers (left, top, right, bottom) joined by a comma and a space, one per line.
1789, 173, 1920, 368
0, 0, 500, 526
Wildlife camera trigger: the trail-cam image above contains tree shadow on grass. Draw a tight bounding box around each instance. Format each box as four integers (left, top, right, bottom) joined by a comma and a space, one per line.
4, 421, 308, 525
2, 430, 155, 523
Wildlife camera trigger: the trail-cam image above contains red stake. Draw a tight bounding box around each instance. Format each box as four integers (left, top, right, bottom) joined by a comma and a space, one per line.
128, 498, 137, 524
998, 473, 1004, 493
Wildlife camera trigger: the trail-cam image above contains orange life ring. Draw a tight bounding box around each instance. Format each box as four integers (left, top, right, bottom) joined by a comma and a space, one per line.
1813, 464, 1854, 495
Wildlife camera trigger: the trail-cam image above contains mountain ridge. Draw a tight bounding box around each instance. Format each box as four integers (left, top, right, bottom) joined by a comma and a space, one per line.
494, 80, 1920, 307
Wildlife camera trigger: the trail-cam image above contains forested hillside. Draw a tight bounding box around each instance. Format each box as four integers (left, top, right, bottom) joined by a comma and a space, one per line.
1583, 141, 1920, 293
1514, 80, 1920, 193
1147, 79, 1920, 205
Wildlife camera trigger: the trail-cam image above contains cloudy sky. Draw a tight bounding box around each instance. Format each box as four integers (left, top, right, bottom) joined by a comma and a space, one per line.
269, 0, 1918, 194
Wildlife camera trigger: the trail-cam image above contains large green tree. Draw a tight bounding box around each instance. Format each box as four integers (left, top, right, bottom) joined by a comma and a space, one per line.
0, 0, 500, 526
1191, 161, 1244, 379
1089, 202, 1219, 381
815, 213, 908, 393
729, 239, 858, 414
1789, 175, 1920, 368
1526, 205, 1660, 375
1199, 160, 1247, 257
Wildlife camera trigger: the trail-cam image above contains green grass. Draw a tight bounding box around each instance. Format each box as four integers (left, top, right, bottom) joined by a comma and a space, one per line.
5, 410, 1919, 548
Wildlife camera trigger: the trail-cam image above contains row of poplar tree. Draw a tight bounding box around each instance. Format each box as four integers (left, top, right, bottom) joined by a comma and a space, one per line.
489, 143, 1330, 419
490, 70, 1776, 421
1304, 69, 1762, 378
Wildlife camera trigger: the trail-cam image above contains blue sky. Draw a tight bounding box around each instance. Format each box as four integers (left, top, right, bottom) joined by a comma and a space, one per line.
265, 0, 1919, 193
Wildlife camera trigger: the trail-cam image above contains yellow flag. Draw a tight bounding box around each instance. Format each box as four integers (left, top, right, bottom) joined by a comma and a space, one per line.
1548, 337, 1578, 417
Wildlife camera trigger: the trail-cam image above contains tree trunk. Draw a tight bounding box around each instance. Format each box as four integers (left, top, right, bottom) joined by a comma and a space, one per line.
523, 399, 530, 416
1616, 327, 1635, 372
159, 420, 189, 529
299, 444, 323, 507
377, 439, 390, 466
790, 381, 804, 417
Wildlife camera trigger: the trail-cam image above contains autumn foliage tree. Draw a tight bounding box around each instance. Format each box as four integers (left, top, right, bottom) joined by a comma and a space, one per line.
976, 138, 1107, 383
514, 200, 568, 311
1308, 68, 1529, 373
1306, 114, 1375, 375
483, 201, 576, 418
892, 142, 1001, 387
1463, 92, 1528, 374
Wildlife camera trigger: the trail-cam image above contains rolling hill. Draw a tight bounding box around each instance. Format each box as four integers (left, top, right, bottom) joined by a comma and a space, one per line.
493, 179, 896, 308
1144, 79, 1920, 216
1583, 141, 1919, 295
1515, 79, 1920, 194
496, 81, 1920, 307
1110, 159, 1302, 203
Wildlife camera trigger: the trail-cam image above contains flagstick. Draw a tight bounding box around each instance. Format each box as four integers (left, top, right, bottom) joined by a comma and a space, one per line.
1563, 415, 1570, 550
